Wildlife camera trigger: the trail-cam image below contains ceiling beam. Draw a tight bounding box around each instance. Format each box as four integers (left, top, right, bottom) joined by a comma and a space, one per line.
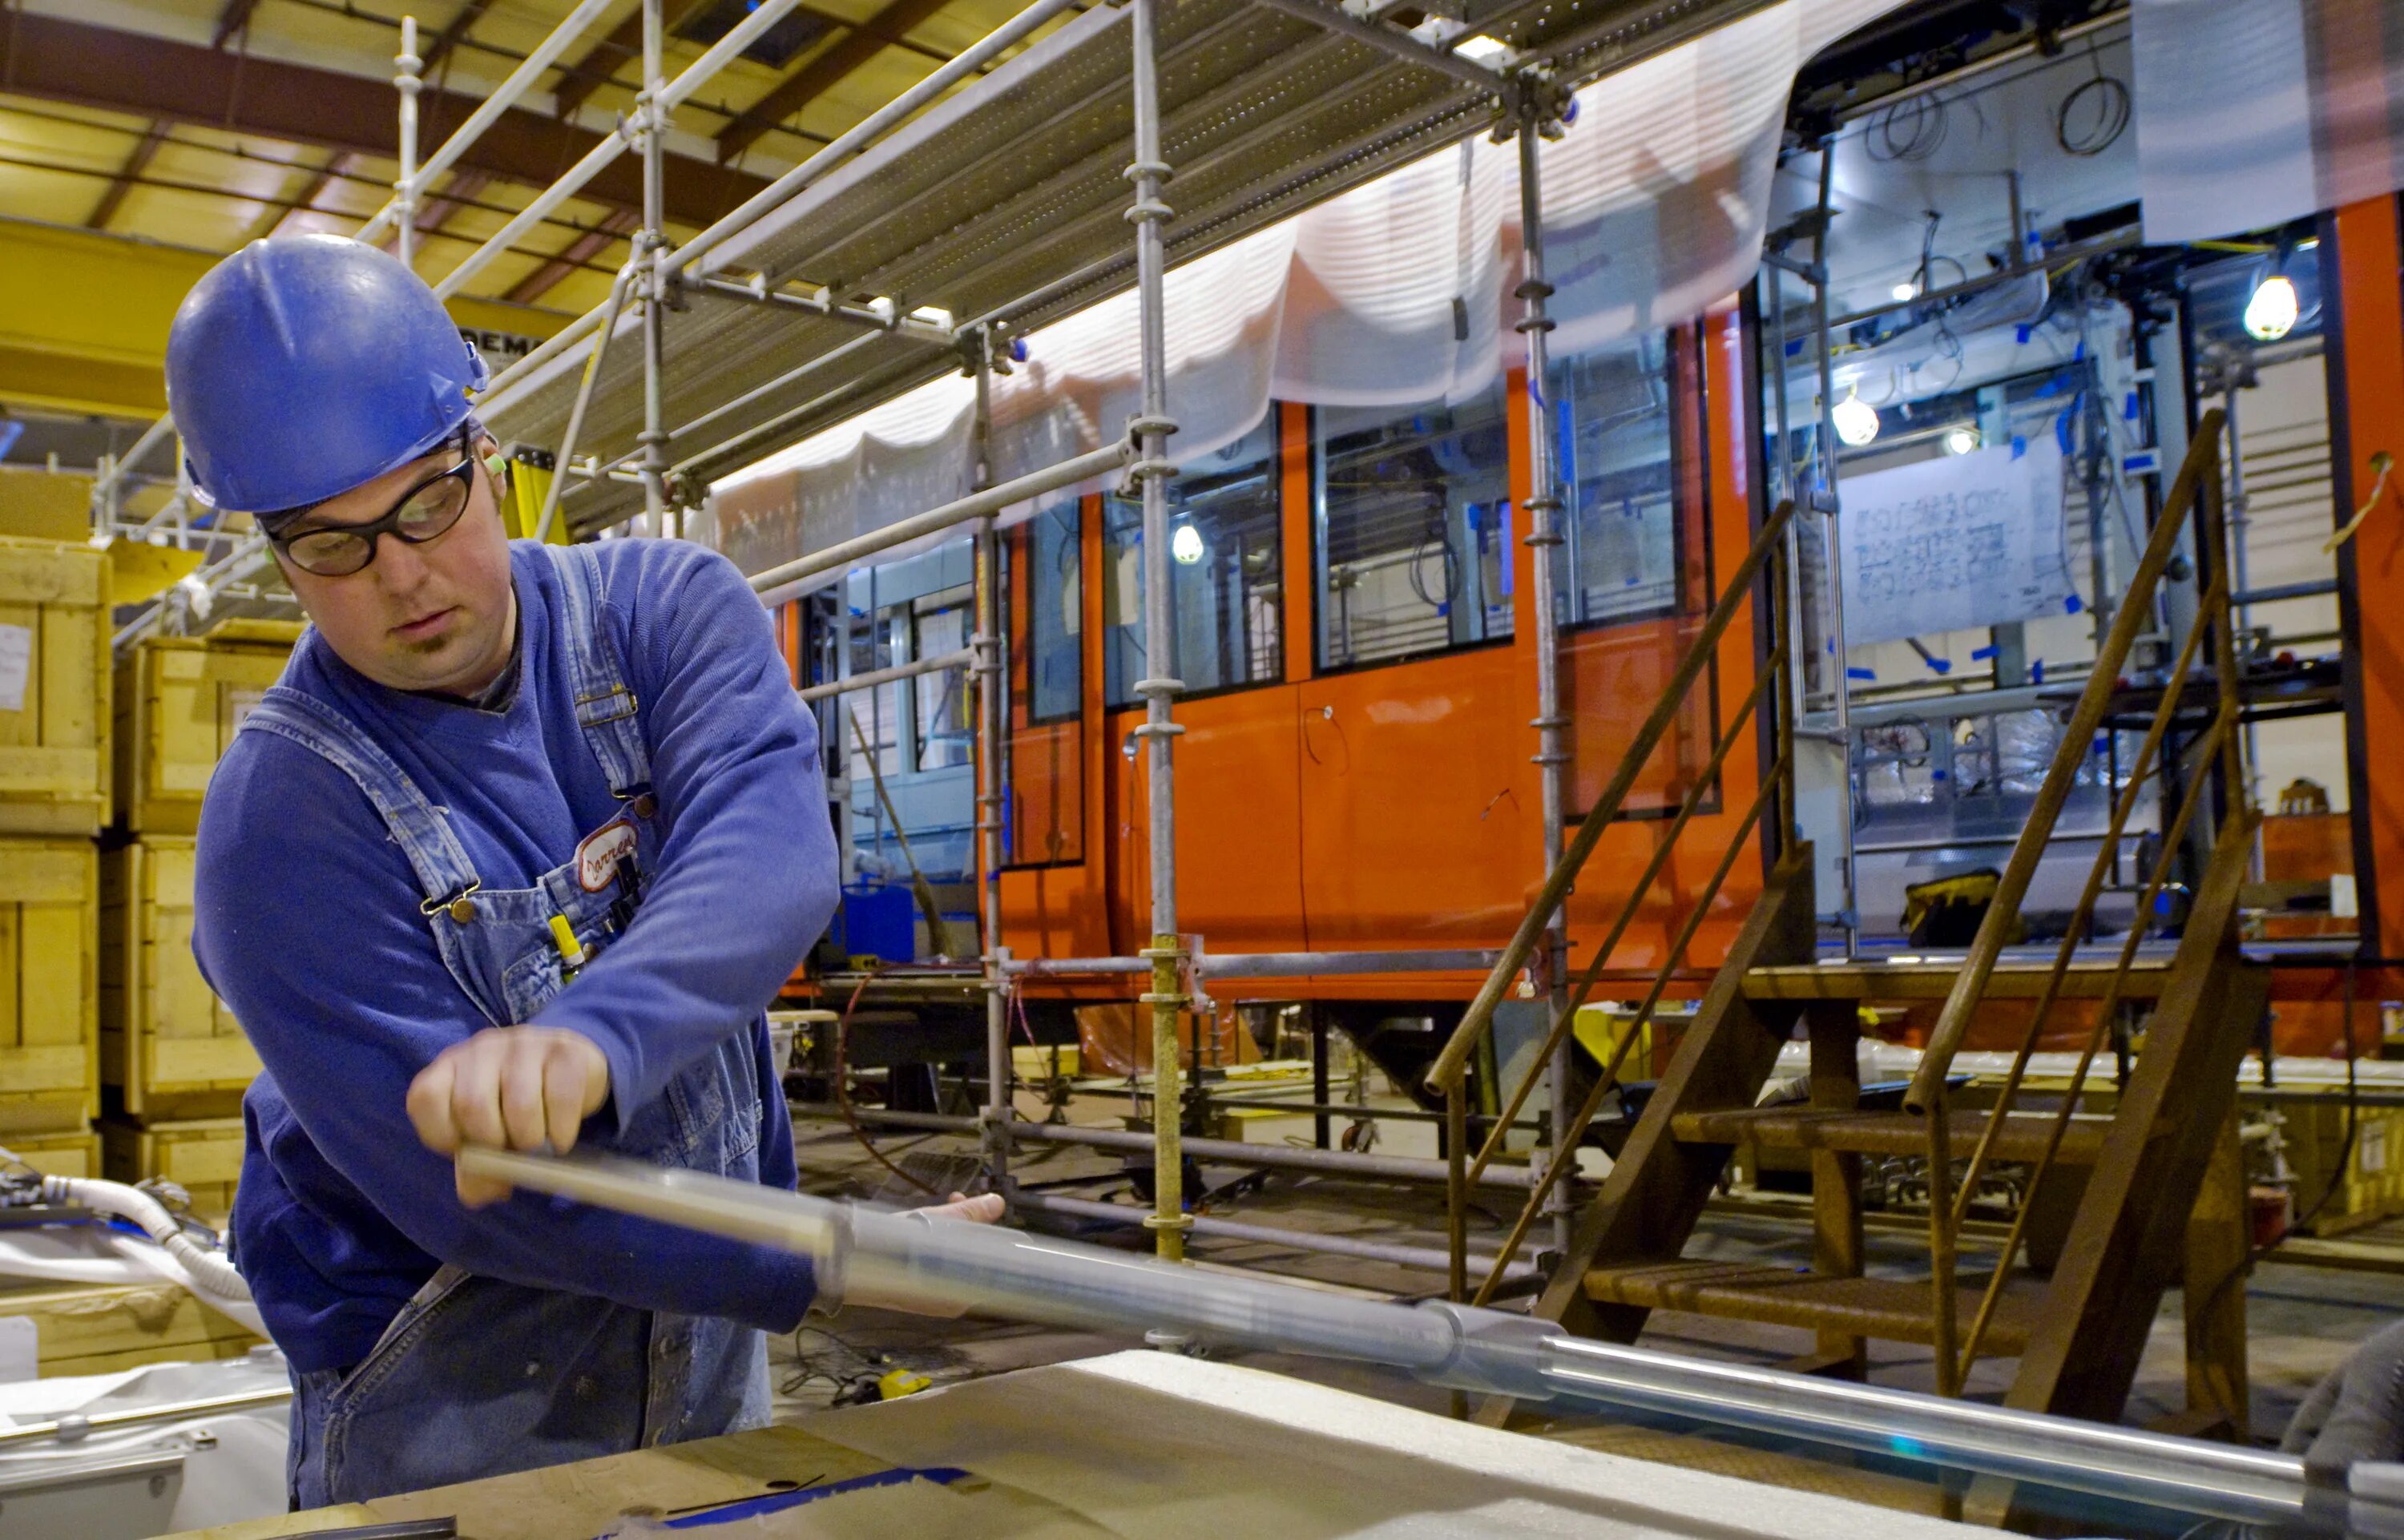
246, 151, 349, 245
504, 207, 639, 306
84, 121, 169, 232
412, 167, 496, 239
0, 12, 774, 228
714, 0, 957, 162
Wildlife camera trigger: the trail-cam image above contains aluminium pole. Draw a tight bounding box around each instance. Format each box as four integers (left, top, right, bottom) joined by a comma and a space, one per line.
1514, 95, 1573, 1257
972, 327, 1012, 1200
1808, 139, 1857, 957
639, 0, 670, 538
1127, 0, 1190, 1263
394, 17, 422, 269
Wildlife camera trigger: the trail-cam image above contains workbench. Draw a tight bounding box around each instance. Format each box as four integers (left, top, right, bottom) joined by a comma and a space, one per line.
174, 1352, 1982, 1540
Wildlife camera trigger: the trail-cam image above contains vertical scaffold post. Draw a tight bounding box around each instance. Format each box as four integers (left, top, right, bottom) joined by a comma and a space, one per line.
639, 0, 671, 537
972, 326, 1012, 1201
1807, 138, 1857, 958
1514, 88, 1573, 1256
1127, 0, 1190, 1263
394, 17, 422, 269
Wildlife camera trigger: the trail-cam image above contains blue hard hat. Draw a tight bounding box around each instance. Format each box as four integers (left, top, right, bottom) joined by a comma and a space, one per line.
166, 235, 490, 514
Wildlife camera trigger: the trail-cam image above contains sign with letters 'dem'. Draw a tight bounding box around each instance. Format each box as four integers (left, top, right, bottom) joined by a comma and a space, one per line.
1836, 436, 2075, 647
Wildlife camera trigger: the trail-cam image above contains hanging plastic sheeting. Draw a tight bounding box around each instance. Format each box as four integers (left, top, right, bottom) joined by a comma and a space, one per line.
2132, 0, 2404, 244
710, 0, 1912, 582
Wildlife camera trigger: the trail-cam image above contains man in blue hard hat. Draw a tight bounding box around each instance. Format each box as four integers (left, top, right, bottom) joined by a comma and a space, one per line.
171, 234, 984, 1507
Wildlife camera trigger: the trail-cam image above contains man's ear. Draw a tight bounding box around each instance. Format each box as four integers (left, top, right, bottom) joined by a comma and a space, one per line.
480, 438, 508, 486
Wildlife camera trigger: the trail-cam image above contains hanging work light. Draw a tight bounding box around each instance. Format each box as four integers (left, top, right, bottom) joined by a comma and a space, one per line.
1172, 523, 1206, 564
2244, 272, 2299, 342
1832, 386, 1881, 448
1944, 425, 1980, 456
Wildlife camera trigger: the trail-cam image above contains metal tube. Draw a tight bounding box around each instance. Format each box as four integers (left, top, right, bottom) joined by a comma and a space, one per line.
533, 256, 640, 544
91, 414, 175, 518
639, 0, 668, 538
1012, 1190, 1536, 1282
466, 1146, 2333, 1532
687, 275, 953, 341
1123, 0, 1188, 1264
792, 1105, 1541, 1188
973, 329, 1013, 1201
799, 648, 972, 703
745, 443, 1132, 595
393, 16, 421, 269
1006, 949, 1506, 978
0, 1386, 293, 1448
1808, 139, 1857, 956
1515, 100, 1574, 1258
1248, 0, 1510, 92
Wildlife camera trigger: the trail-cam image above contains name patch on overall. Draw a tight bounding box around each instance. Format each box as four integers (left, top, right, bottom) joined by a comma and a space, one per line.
576, 819, 639, 892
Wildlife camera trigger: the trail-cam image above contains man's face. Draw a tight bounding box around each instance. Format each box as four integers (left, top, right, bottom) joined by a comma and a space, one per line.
272, 437, 517, 695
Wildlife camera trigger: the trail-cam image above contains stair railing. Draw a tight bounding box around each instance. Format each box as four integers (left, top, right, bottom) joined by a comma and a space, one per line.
1427, 498, 1797, 1304
1913, 409, 2249, 1395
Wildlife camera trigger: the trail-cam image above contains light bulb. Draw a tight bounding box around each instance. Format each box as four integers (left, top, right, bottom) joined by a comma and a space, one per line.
1172, 523, 1205, 565
1944, 425, 1980, 456
2244, 273, 2298, 341
1832, 390, 1881, 448
1892, 281, 1919, 302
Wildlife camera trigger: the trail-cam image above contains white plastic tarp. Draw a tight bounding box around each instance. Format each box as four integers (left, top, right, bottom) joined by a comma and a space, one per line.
712, 0, 1914, 583
2133, 0, 2404, 243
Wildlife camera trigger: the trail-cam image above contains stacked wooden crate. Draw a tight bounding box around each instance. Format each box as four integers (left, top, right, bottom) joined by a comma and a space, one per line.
0, 535, 107, 1147
99, 619, 300, 1223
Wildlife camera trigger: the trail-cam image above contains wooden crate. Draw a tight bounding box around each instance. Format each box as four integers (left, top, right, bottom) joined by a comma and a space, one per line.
0, 835, 98, 1134
102, 837, 261, 1119
114, 620, 300, 835
2281, 1101, 2404, 1236
0, 534, 110, 836
2, 1124, 99, 1178
0, 1279, 261, 1377
103, 1115, 244, 1224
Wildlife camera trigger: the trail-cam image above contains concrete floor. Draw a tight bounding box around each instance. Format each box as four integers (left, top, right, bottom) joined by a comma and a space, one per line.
773, 1089, 2404, 1531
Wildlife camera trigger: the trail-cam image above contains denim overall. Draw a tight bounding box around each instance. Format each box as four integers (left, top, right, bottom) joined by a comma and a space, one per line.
240, 544, 776, 1507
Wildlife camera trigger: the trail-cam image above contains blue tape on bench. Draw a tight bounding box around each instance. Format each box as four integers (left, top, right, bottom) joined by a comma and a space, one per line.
651, 1468, 974, 1530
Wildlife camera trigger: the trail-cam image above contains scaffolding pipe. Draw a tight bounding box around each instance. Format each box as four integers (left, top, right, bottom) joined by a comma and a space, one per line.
799, 649, 973, 704
393, 17, 422, 268
792, 1106, 1542, 1189
463, 1146, 2338, 1534
1011, 1191, 1538, 1283
1808, 139, 1859, 955
970, 329, 1014, 1202
1248, 0, 1511, 92
533, 256, 641, 544
91, 415, 177, 524
638, 0, 670, 536
1006, 948, 1503, 978
746, 441, 1133, 595
1514, 98, 1574, 1258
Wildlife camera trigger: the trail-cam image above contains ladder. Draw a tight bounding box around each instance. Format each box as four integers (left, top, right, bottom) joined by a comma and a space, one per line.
1433, 408, 2263, 1429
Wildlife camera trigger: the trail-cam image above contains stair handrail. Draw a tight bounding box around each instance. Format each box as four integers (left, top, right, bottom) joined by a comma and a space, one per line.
1902, 409, 2232, 1119
1425, 497, 1797, 1104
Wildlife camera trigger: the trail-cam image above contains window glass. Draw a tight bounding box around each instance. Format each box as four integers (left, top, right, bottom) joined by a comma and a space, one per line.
912, 602, 971, 771
1024, 501, 1082, 723
842, 609, 907, 780
1314, 383, 1512, 670
1104, 416, 1283, 706
1555, 333, 1684, 626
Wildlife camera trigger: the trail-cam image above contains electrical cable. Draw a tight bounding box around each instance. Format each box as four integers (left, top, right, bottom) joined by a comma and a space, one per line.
1867, 91, 1949, 162
2055, 43, 2132, 158
833, 966, 944, 1199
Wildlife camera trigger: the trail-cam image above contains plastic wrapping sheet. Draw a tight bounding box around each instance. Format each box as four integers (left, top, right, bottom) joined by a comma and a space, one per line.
1073, 1002, 1260, 1079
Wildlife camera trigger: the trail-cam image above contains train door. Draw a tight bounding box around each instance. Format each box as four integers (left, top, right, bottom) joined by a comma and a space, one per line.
1098, 415, 1309, 953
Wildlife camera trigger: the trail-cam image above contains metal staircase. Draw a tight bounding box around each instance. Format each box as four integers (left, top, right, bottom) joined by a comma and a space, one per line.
1434, 409, 2265, 1430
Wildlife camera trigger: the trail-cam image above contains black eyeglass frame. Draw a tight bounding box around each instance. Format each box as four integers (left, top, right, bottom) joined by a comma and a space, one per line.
268, 434, 482, 578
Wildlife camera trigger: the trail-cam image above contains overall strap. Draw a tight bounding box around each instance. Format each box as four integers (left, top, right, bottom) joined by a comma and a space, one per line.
236, 686, 483, 913
543, 543, 654, 803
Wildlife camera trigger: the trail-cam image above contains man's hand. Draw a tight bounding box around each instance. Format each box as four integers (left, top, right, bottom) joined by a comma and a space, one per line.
914, 1191, 1005, 1224
406, 1026, 611, 1207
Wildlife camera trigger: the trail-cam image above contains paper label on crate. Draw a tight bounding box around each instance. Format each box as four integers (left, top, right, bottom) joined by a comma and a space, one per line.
2332, 873, 2360, 921
2362, 1123, 2388, 1175
226, 685, 268, 735
576, 818, 639, 891
0, 623, 29, 713
0, 1316, 33, 1383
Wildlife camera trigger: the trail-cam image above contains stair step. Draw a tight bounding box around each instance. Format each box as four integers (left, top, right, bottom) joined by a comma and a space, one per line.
1583, 1260, 2042, 1353
1669, 1107, 2119, 1164
1744, 960, 2172, 1001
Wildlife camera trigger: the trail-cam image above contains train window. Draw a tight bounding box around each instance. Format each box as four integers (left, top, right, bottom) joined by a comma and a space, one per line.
1313, 381, 1513, 670
913, 600, 972, 771
1554, 332, 1688, 627
843, 608, 908, 779
1103, 415, 1283, 706
1023, 500, 1082, 724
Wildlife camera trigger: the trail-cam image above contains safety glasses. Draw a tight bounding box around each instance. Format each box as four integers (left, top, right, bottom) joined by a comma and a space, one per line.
271, 437, 479, 578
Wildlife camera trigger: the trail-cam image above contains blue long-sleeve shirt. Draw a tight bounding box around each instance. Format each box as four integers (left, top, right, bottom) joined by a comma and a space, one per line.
193, 538, 839, 1373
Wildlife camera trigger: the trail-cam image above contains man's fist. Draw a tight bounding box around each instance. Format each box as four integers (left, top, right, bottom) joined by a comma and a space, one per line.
406, 1026, 611, 1207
